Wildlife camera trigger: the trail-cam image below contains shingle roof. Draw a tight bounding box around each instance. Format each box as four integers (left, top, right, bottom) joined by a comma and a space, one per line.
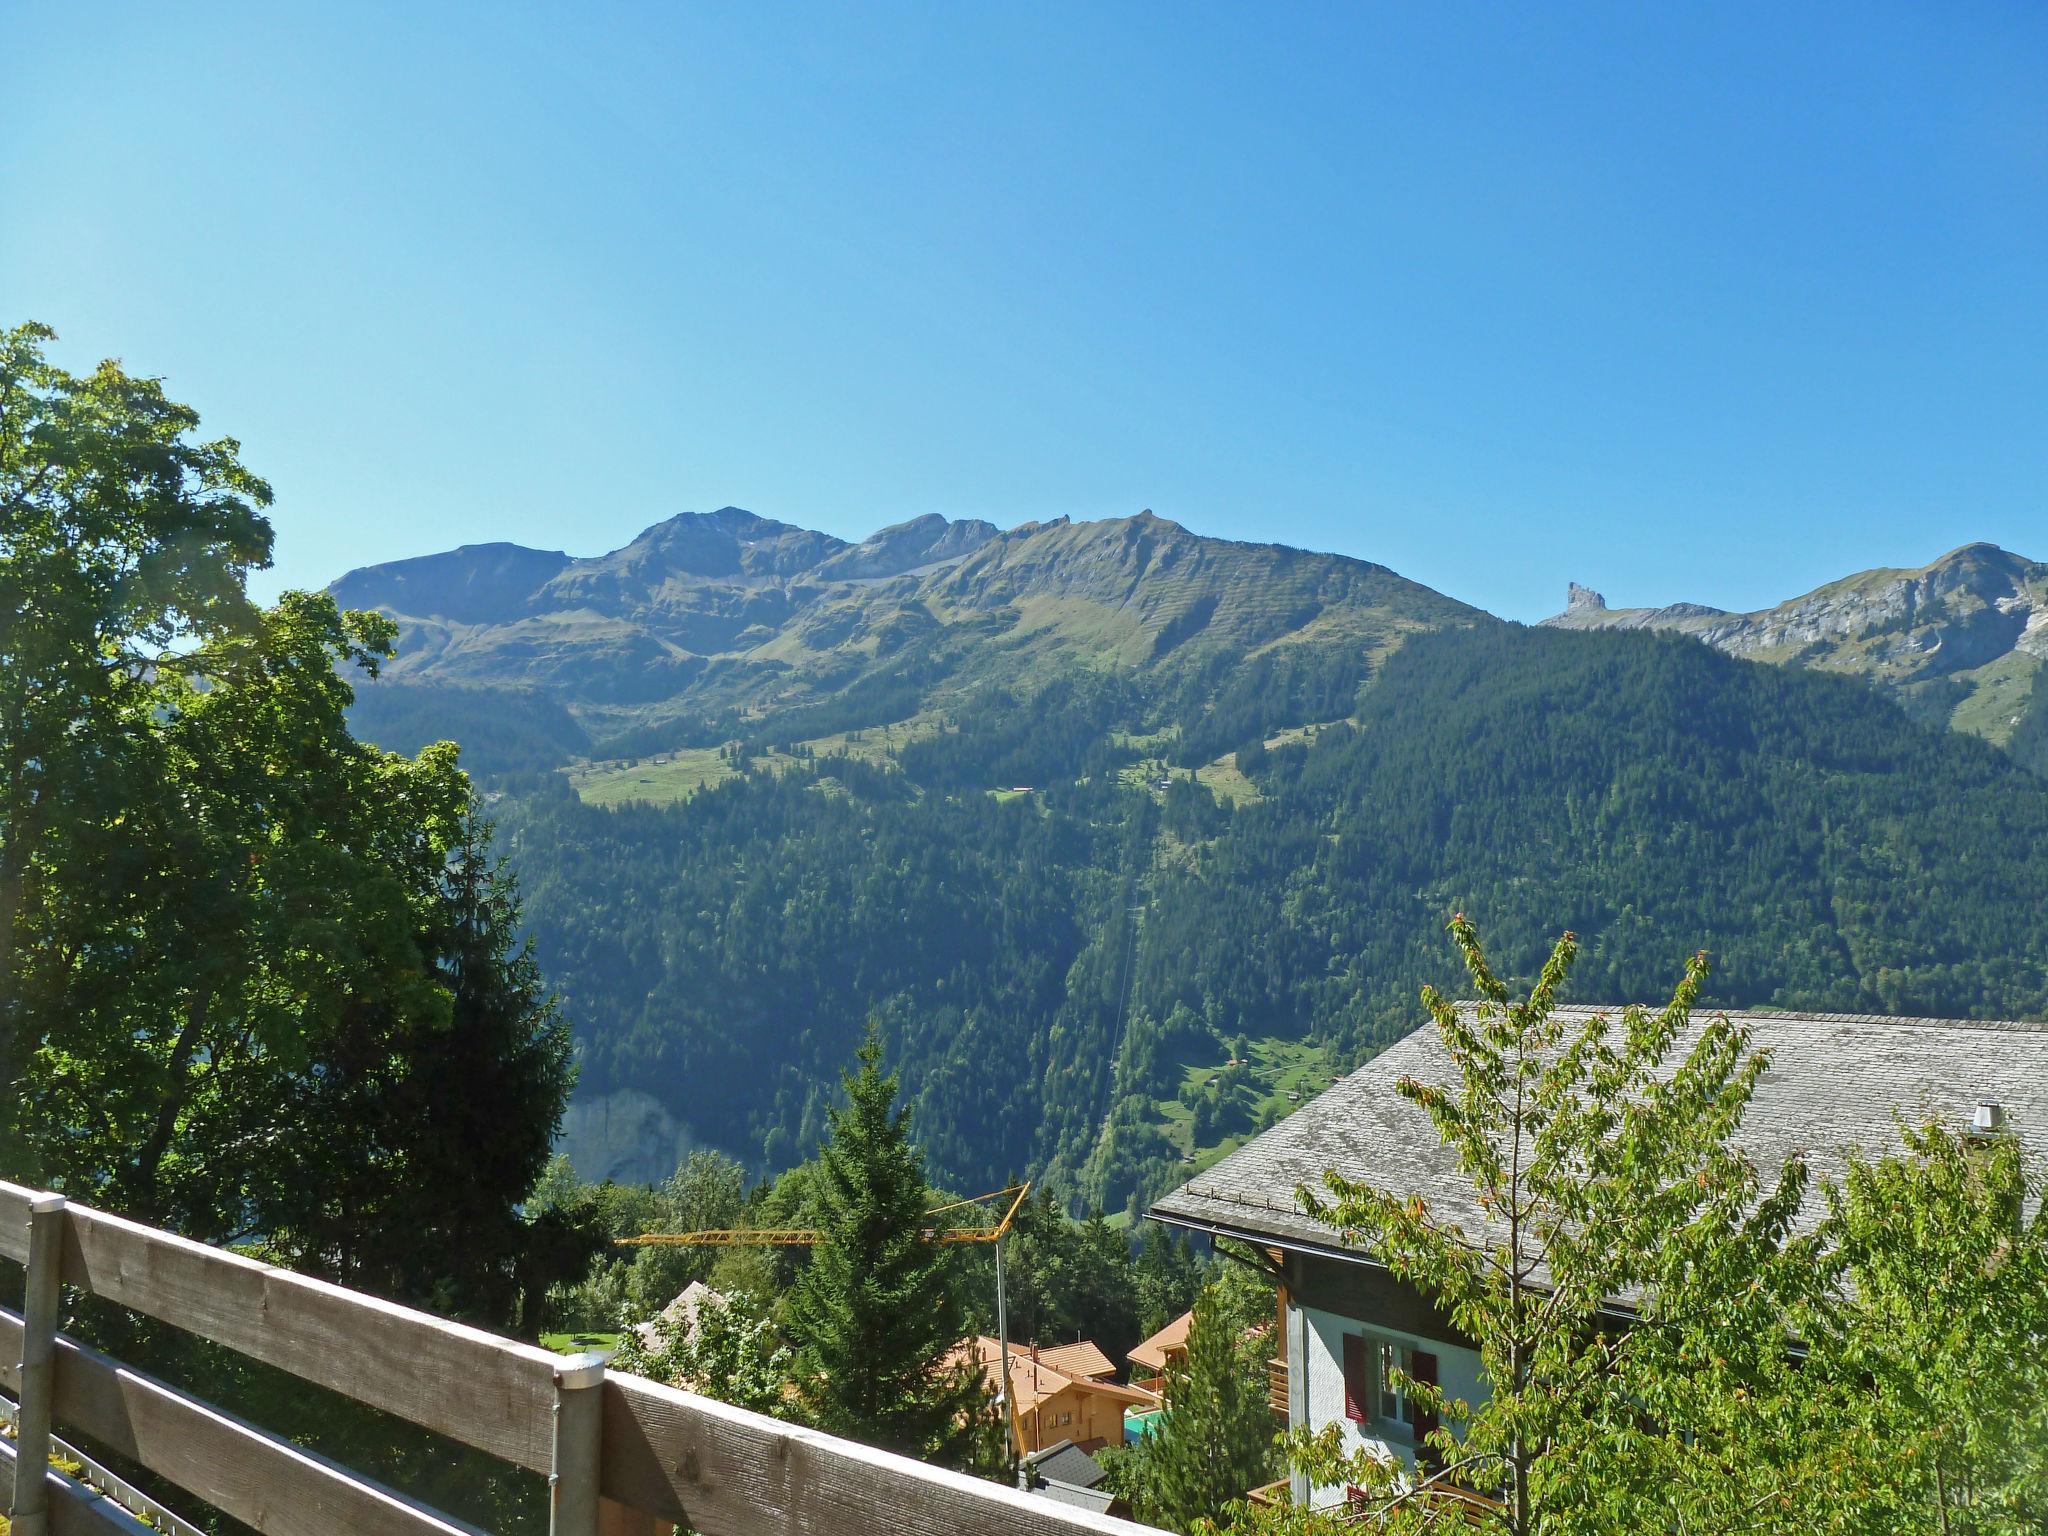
954, 1337, 1157, 1414
1127, 1310, 1192, 1373
1027, 1481, 1118, 1516
1024, 1440, 1109, 1490
632, 1279, 726, 1352
1034, 1341, 1116, 1381
1152, 1008, 2048, 1264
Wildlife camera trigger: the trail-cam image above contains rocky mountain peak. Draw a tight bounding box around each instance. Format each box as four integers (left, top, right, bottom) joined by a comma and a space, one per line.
1566, 582, 1607, 613
812, 513, 999, 581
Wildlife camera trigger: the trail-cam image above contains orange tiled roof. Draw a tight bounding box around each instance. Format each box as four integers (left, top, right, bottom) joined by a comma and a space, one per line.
1127, 1310, 1193, 1373
1034, 1340, 1116, 1381
954, 1337, 1154, 1413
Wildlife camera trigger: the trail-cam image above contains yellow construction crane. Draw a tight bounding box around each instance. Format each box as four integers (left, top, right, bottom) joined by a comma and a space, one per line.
614, 1181, 1036, 1455
613, 1181, 1031, 1249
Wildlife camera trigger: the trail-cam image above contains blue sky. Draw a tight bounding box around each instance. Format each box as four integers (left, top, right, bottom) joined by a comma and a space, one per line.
5, 2, 2042, 622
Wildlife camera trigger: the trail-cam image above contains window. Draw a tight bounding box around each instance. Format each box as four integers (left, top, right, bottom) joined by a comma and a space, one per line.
1340, 1336, 1438, 1439
1376, 1339, 1411, 1427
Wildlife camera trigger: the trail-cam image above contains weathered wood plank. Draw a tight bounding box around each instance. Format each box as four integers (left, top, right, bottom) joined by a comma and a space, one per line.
601, 1372, 1162, 1536
597, 1496, 674, 1536
1, 1297, 19, 1389
0, 1179, 34, 1263
0, 1434, 157, 1534
55, 1201, 560, 1472
1, 1306, 485, 1536
1, 1379, 211, 1536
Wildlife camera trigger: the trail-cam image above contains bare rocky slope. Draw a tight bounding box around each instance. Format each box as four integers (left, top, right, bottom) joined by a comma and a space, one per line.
1543, 542, 2048, 754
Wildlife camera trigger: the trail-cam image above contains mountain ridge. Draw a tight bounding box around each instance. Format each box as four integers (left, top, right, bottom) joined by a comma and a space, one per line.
332, 507, 1488, 750
1543, 541, 2048, 750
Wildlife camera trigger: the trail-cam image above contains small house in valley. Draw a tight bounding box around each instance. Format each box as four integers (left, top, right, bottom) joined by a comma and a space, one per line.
1019, 1440, 1121, 1518
1124, 1310, 1192, 1399
1150, 1007, 2048, 1511
959, 1336, 1157, 1455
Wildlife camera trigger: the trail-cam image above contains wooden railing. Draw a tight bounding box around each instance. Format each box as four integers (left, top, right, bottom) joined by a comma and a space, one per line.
0, 1181, 1159, 1536
1264, 1356, 1288, 1420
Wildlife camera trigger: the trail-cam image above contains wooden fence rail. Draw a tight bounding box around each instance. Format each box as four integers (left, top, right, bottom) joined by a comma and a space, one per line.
0, 1180, 1158, 1536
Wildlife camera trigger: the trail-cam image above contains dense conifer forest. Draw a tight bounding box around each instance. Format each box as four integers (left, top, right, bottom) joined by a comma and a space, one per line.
474, 619, 2048, 1216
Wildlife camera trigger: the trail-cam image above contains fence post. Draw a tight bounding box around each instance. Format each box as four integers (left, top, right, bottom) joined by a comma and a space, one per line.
549, 1351, 606, 1536
9, 1192, 66, 1536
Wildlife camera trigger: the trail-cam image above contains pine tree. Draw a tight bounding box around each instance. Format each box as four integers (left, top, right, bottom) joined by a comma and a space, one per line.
787, 1022, 992, 1465
1134, 1281, 1279, 1533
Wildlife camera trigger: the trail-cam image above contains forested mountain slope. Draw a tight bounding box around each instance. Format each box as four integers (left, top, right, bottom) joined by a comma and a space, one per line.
337, 513, 2048, 1213
480, 637, 2048, 1213
1544, 541, 2048, 762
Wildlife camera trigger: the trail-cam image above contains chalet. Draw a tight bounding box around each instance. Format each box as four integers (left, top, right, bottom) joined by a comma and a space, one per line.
1123, 1311, 1190, 1400
1149, 1007, 2048, 1510
960, 1336, 1157, 1455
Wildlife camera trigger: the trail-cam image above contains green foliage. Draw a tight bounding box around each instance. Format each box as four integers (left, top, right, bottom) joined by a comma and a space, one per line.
1, 317, 273, 1166
1293, 917, 1822, 1533
1117, 1280, 1279, 1534
347, 681, 592, 782
1235, 921, 2048, 1536
1805, 1122, 2048, 1533
531, 1150, 751, 1332
1133, 1221, 1206, 1336
611, 1285, 799, 1421
786, 1024, 994, 1467
486, 614, 2048, 1214
1, 322, 574, 1326
958, 1190, 1150, 1366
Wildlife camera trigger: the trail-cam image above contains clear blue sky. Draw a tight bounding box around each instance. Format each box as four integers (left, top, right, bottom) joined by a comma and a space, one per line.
5, 3, 2042, 621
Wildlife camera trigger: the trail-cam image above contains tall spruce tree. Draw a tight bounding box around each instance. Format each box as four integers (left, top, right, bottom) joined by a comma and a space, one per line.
1128, 1280, 1279, 1534
787, 1023, 992, 1465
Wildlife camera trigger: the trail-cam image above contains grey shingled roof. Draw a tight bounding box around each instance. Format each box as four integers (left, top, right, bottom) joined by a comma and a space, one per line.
1024, 1441, 1109, 1490
1151, 1008, 2048, 1262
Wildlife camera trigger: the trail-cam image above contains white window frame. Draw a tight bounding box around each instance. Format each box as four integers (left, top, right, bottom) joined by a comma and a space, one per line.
1368, 1334, 1423, 1441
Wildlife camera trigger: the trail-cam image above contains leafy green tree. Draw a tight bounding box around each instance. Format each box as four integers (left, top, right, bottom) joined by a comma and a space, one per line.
1808, 1120, 2048, 1534
786, 1024, 992, 1466
963, 1189, 1143, 1364
622, 1150, 752, 1318
1, 323, 574, 1323
613, 1286, 799, 1420
1, 319, 272, 1166
1290, 917, 1821, 1535
1121, 1280, 1278, 1534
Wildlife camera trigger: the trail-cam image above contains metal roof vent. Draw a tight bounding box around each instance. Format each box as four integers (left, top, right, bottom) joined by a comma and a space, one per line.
1972, 1100, 2005, 1135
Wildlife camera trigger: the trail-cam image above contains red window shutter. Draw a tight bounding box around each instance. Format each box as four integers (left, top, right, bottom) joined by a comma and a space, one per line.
1409, 1349, 1440, 1454
1341, 1334, 1367, 1422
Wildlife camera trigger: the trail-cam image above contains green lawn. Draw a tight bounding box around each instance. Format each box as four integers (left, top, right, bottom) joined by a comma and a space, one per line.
566, 746, 749, 807
1151, 1035, 1342, 1173
541, 1330, 621, 1355
563, 714, 946, 807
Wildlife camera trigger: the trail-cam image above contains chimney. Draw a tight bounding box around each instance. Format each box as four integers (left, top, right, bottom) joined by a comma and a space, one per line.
1972, 1100, 2005, 1135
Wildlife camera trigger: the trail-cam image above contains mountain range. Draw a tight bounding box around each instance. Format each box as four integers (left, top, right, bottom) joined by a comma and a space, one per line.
331, 512, 2048, 1204
333, 507, 1480, 758
1544, 541, 2048, 756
